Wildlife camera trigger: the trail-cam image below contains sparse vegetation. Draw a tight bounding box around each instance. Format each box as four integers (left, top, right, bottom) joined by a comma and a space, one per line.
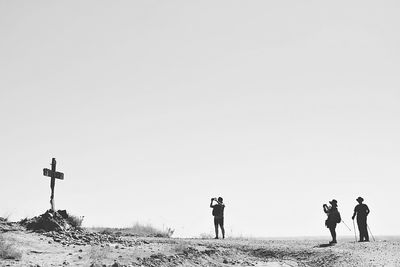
199, 232, 214, 239
89, 222, 174, 238
0, 213, 12, 222
0, 235, 22, 260
66, 214, 84, 229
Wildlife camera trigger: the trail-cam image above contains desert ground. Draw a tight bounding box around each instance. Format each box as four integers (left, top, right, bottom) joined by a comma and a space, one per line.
1, 214, 400, 267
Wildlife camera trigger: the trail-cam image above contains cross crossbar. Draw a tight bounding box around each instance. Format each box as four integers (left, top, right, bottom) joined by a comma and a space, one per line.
43, 168, 64, 180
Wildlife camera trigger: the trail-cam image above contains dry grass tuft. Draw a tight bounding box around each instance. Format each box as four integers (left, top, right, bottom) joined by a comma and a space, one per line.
66, 214, 84, 229
128, 223, 174, 237
90, 222, 174, 238
0, 213, 12, 222
0, 235, 22, 260
199, 233, 214, 239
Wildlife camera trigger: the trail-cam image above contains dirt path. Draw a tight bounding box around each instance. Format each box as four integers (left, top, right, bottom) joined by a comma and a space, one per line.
1, 229, 400, 266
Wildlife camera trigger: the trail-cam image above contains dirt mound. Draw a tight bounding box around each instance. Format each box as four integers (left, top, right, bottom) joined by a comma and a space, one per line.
20, 210, 81, 232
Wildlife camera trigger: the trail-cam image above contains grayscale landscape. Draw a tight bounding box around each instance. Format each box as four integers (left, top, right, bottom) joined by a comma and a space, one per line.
2, 217, 400, 266
1, 1, 399, 266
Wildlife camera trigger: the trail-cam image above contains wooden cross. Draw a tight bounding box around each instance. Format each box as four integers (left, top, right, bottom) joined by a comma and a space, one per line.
43, 158, 64, 211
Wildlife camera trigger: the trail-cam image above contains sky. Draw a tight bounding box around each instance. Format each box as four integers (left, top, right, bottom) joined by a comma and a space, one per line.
1, 1, 399, 238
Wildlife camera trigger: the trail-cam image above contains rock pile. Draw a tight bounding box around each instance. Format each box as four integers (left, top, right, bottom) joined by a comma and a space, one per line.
18, 210, 142, 247
20, 210, 77, 232
43, 230, 142, 247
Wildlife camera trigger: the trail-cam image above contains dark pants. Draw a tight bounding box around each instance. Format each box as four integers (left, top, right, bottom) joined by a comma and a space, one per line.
214, 217, 225, 238
325, 220, 337, 243
328, 225, 337, 242
357, 217, 369, 241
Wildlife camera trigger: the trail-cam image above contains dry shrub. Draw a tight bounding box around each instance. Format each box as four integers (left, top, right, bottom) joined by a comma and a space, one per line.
66, 214, 84, 229
0, 213, 11, 222
128, 223, 174, 237
0, 235, 22, 260
90, 223, 174, 238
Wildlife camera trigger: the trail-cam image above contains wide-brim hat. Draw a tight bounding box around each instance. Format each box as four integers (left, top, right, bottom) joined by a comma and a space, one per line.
356, 197, 364, 202
329, 199, 338, 206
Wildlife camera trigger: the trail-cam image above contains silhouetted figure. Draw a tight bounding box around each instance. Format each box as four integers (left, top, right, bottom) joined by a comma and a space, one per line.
352, 197, 370, 242
323, 199, 341, 244
210, 197, 225, 239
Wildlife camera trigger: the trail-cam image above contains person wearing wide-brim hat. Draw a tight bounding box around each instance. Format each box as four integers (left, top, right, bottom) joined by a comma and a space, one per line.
352, 197, 370, 242
323, 199, 341, 244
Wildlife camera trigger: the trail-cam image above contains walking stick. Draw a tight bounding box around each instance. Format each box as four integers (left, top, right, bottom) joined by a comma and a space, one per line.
352, 219, 357, 242
341, 220, 352, 232
367, 224, 376, 241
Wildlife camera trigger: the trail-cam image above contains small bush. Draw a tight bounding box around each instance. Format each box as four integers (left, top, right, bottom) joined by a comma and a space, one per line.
66, 214, 84, 229
0, 235, 22, 260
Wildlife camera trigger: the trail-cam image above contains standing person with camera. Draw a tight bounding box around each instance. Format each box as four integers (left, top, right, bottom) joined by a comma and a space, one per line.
210, 197, 225, 239
323, 199, 341, 244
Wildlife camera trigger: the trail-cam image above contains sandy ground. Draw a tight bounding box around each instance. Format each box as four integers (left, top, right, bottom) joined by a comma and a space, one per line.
1, 229, 400, 267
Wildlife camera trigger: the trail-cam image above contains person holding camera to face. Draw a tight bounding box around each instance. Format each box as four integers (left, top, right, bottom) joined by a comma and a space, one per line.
323, 199, 341, 244
210, 197, 225, 239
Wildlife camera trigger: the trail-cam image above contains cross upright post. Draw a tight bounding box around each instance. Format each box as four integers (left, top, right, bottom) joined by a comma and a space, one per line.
50, 158, 56, 211
43, 157, 64, 212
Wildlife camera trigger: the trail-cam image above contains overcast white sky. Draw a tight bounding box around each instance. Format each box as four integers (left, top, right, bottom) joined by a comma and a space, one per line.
1, 1, 399, 238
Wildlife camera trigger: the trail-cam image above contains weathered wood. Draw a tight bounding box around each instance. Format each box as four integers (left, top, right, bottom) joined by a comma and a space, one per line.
43, 158, 64, 212
43, 168, 64, 180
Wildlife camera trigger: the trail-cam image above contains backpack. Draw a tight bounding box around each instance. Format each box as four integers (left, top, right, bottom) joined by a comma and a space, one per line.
326, 210, 341, 226
212, 207, 217, 216
335, 211, 341, 223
